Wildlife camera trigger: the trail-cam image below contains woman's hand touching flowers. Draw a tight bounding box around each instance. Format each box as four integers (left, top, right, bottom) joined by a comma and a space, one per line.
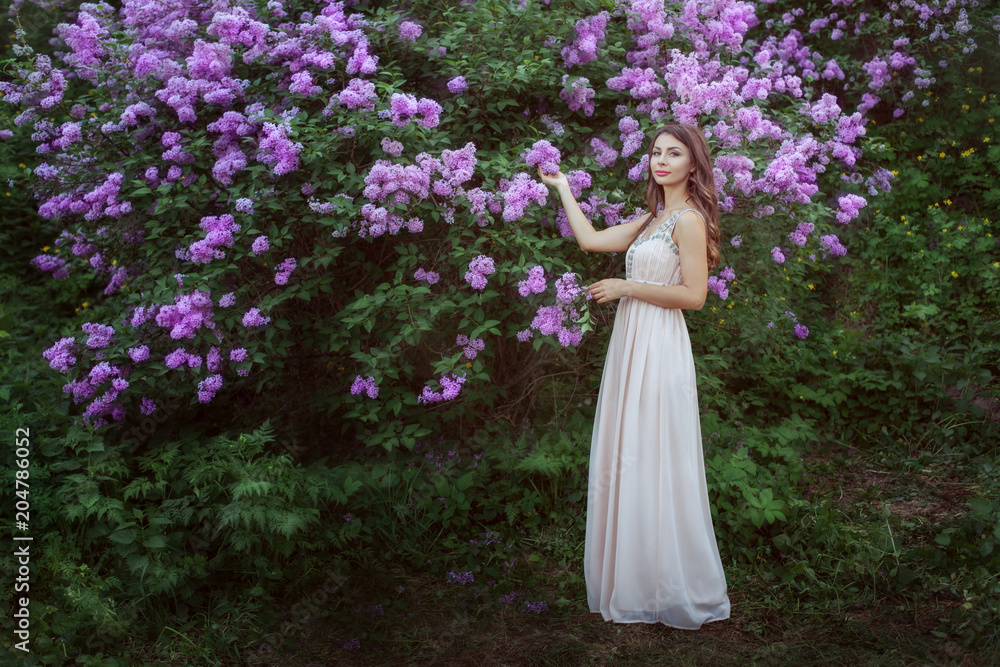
587, 278, 631, 304
537, 165, 569, 191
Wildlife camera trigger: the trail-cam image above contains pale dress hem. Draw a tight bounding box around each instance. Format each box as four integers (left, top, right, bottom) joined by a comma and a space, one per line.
588, 608, 730, 631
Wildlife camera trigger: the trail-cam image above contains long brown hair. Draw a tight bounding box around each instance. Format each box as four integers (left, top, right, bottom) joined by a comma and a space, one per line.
630, 124, 721, 270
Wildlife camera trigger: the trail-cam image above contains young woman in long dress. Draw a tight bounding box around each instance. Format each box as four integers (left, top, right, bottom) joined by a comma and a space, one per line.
538, 123, 731, 629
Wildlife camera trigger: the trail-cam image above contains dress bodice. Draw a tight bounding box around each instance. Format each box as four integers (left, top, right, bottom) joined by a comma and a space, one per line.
625, 208, 702, 287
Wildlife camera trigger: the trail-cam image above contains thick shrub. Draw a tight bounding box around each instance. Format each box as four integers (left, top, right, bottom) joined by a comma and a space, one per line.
2, 1, 994, 454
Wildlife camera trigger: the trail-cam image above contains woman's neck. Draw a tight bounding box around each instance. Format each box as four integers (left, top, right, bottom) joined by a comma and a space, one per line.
659, 183, 693, 213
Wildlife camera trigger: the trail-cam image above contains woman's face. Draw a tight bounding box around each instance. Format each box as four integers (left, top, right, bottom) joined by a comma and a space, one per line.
649, 133, 695, 189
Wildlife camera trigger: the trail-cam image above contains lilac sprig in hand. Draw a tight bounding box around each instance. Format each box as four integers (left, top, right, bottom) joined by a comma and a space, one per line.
522, 140, 562, 175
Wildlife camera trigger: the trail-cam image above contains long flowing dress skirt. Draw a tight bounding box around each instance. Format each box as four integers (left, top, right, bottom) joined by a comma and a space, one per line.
584, 208, 731, 629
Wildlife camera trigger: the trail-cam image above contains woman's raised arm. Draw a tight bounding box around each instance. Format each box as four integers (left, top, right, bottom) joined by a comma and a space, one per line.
538, 167, 647, 253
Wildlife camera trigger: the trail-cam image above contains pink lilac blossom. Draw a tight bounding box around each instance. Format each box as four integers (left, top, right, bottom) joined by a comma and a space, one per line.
350, 375, 380, 398
251, 236, 269, 254
234, 198, 254, 214
607, 66, 665, 100
257, 122, 302, 176
389, 93, 442, 128
836, 193, 867, 223
794, 324, 810, 339
628, 155, 649, 181
230, 348, 248, 362
447, 76, 468, 94
807, 93, 841, 124
619, 116, 644, 158
128, 345, 150, 363
771, 247, 786, 263
337, 78, 378, 111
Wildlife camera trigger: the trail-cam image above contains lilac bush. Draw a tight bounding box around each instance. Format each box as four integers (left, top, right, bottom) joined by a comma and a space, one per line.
3, 0, 994, 447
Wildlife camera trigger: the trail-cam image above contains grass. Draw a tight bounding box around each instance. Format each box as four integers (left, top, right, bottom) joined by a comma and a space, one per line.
207, 438, 998, 667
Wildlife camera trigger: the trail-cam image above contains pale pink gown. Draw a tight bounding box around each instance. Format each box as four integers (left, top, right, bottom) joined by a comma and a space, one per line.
584, 207, 731, 629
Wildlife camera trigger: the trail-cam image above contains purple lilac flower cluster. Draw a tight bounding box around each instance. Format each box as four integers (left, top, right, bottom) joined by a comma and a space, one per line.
522, 140, 561, 175
589, 137, 618, 168
836, 194, 867, 224
518, 266, 547, 297
350, 375, 379, 399
14, 0, 986, 426
522, 600, 549, 613
155, 290, 216, 340
464, 255, 495, 290
559, 76, 595, 116
43, 337, 77, 373
820, 234, 847, 257
358, 143, 477, 236
273, 258, 297, 285
418, 373, 466, 404
399, 21, 422, 41
518, 272, 587, 347
389, 93, 442, 129
500, 173, 548, 222
707, 266, 736, 300
414, 267, 440, 284
561, 12, 609, 67
456, 334, 485, 360
242, 307, 270, 327
788, 222, 815, 246
189, 214, 241, 263
446, 571, 474, 584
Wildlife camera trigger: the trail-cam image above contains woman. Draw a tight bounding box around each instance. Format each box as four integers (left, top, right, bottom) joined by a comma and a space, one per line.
538, 123, 731, 629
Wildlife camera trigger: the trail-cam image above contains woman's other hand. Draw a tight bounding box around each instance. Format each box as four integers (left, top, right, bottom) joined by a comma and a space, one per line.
587, 278, 631, 304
